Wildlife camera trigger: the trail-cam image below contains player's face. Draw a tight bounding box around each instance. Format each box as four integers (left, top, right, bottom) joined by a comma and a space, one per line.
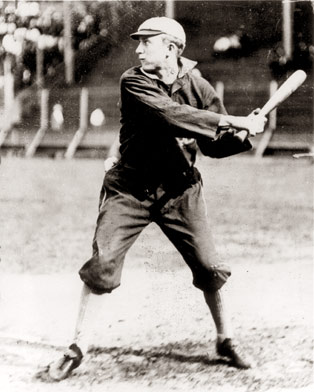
135, 35, 169, 72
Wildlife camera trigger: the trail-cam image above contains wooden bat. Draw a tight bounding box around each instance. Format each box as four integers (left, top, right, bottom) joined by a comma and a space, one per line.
259, 70, 307, 117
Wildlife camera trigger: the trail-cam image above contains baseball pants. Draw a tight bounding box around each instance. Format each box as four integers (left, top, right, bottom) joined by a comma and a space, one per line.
79, 175, 230, 294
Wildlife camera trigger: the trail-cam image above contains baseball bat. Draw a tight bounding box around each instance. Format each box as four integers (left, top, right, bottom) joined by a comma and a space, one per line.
259, 70, 307, 117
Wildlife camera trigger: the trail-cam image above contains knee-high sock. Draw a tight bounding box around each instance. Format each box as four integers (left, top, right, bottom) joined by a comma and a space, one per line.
203, 289, 233, 342
72, 283, 93, 355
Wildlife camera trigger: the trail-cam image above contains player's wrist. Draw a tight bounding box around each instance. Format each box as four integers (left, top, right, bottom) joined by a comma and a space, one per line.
218, 115, 230, 128
234, 130, 249, 142
220, 115, 249, 131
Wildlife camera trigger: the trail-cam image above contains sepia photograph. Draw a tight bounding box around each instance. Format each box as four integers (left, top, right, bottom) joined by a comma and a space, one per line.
0, 0, 313, 391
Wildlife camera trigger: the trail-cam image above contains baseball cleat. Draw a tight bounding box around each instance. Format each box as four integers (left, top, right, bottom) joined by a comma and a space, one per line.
35, 343, 83, 382
216, 338, 254, 369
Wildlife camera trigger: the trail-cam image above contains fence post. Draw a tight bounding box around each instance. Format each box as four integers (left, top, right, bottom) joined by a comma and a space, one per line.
215, 81, 224, 101
282, 0, 294, 60
3, 55, 14, 116
165, 0, 175, 18
255, 80, 278, 158
36, 46, 44, 88
0, 55, 15, 147
65, 87, 89, 159
63, 0, 74, 85
25, 89, 49, 157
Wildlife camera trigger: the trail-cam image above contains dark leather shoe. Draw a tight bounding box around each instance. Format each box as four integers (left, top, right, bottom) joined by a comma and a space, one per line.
216, 338, 254, 369
35, 343, 83, 382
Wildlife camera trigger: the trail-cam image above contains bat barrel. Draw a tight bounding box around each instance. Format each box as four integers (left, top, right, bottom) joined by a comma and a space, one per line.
259, 70, 307, 117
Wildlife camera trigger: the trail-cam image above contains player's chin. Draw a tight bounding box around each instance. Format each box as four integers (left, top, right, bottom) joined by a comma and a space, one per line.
141, 62, 154, 71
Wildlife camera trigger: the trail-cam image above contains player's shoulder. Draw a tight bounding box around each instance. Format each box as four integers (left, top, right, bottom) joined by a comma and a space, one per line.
121, 66, 140, 78
120, 66, 148, 83
188, 69, 215, 91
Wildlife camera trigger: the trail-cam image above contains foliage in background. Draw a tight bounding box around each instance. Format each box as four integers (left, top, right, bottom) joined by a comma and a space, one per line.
0, 1, 312, 91
0, 1, 165, 91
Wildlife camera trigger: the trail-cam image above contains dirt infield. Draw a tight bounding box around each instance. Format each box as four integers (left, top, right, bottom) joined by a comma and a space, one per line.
0, 156, 313, 391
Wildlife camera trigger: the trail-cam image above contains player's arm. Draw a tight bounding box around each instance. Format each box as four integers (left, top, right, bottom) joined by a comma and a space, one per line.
219, 111, 265, 137
201, 80, 265, 138
196, 81, 260, 158
104, 133, 121, 173
198, 128, 252, 158
121, 74, 265, 139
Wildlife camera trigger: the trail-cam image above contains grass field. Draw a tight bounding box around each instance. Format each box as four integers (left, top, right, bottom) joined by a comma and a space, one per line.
0, 155, 313, 391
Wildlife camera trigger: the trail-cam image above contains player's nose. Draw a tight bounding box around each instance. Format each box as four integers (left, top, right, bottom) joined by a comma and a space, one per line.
136, 42, 144, 54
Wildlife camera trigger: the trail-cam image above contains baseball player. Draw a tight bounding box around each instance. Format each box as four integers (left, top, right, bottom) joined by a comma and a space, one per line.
38, 17, 266, 381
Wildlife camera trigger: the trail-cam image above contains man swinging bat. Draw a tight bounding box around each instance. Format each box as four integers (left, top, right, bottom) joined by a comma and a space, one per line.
36, 16, 304, 381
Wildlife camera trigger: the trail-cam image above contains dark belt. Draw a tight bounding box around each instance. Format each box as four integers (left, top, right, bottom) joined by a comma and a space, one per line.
108, 162, 201, 202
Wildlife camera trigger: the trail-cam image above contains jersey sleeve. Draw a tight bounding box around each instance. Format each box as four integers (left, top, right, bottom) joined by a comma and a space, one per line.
196, 77, 253, 158
120, 72, 221, 139
198, 130, 252, 158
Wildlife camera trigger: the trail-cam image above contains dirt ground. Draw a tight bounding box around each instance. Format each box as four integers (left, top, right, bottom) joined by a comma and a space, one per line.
0, 156, 313, 392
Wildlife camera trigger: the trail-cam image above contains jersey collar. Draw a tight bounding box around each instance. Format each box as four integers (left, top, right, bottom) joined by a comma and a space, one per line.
140, 57, 198, 81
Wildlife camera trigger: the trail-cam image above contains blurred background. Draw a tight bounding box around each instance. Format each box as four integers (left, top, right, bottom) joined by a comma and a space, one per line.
0, 0, 312, 158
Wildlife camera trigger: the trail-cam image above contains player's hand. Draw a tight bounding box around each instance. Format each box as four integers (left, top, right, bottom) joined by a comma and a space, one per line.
104, 156, 118, 173
246, 108, 267, 136
220, 113, 267, 136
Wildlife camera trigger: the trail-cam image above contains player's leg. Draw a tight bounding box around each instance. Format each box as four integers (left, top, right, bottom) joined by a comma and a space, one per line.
38, 283, 91, 382
37, 181, 152, 381
157, 182, 232, 339
203, 288, 233, 345
203, 289, 254, 368
157, 182, 253, 368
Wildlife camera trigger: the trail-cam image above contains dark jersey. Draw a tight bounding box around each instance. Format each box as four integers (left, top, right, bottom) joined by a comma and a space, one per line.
111, 57, 251, 197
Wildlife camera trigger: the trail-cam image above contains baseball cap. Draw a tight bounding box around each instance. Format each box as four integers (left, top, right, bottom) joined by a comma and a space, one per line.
130, 17, 186, 45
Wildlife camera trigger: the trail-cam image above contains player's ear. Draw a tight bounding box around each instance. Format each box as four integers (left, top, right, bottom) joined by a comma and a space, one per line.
167, 42, 179, 58
168, 42, 176, 52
